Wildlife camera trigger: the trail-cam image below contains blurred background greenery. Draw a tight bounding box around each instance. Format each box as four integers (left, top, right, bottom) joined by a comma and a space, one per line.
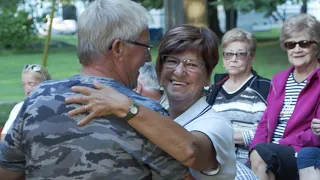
1, 0, 313, 126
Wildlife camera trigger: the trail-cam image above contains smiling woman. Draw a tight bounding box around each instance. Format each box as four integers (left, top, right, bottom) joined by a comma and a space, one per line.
249, 13, 320, 180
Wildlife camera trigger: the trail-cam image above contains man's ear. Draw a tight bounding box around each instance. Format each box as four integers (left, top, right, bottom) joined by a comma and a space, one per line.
134, 82, 143, 94
110, 39, 124, 61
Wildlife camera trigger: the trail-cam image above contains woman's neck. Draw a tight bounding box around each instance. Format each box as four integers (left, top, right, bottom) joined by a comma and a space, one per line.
224, 72, 253, 92
168, 95, 201, 120
294, 60, 320, 82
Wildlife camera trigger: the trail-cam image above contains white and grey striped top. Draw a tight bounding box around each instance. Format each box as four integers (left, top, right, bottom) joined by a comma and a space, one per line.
272, 72, 307, 143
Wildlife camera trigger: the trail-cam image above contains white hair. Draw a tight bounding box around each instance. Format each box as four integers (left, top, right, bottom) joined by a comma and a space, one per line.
77, 0, 152, 65
280, 14, 320, 51
138, 62, 160, 90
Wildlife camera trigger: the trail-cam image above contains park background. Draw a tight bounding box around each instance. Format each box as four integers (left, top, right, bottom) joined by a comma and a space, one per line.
1, 0, 320, 127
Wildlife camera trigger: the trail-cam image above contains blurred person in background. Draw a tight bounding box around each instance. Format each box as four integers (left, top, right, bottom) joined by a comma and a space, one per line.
1, 64, 51, 140
134, 62, 162, 101
249, 13, 320, 180
135, 62, 169, 109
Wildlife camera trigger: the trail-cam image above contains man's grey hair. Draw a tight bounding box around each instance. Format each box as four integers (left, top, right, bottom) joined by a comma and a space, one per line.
138, 62, 161, 90
77, 0, 152, 65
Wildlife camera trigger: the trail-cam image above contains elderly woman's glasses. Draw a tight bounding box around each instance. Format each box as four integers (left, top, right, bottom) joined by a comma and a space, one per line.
126, 41, 153, 58
284, 40, 318, 50
222, 52, 251, 60
161, 55, 204, 73
23, 64, 47, 81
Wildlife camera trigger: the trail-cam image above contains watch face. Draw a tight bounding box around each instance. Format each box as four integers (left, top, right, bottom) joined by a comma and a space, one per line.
130, 106, 138, 114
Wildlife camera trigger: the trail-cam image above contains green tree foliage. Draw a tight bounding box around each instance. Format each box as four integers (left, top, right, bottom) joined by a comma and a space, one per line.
0, 0, 37, 51
132, 0, 163, 9
212, 0, 287, 16
209, 0, 290, 32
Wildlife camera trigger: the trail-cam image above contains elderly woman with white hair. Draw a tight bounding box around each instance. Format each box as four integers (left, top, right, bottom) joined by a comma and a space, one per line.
249, 13, 320, 180
207, 28, 271, 165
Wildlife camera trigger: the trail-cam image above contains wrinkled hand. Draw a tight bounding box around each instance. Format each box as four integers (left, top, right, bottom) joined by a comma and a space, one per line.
65, 81, 132, 126
311, 118, 320, 138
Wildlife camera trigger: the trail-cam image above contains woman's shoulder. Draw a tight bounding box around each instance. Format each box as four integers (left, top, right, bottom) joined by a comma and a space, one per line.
192, 109, 233, 131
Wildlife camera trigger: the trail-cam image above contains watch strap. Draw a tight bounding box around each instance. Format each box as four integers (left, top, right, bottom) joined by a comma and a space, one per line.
123, 102, 139, 121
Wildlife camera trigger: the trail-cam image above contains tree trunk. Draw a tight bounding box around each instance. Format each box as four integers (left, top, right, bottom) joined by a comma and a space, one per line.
300, 0, 307, 13
225, 8, 237, 31
207, 0, 223, 38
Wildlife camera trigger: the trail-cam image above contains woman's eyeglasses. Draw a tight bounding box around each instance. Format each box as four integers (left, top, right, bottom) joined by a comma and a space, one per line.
161, 55, 204, 73
23, 64, 47, 81
284, 40, 318, 50
222, 52, 251, 61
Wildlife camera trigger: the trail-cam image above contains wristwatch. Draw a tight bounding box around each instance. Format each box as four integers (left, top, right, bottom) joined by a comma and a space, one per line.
123, 102, 139, 121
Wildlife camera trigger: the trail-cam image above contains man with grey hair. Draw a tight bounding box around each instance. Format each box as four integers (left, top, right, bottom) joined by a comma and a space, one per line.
0, 0, 188, 179
135, 62, 162, 101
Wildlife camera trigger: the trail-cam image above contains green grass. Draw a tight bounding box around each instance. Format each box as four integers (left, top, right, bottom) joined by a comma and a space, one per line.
0, 29, 289, 126
42, 35, 78, 46
0, 103, 16, 127
254, 27, 282, 41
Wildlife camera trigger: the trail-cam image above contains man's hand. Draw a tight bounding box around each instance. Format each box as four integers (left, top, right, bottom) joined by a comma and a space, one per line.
311, 118, 320, 138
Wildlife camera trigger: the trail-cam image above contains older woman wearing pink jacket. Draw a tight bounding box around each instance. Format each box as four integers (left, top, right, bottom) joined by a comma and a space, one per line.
249, 14, 320, 180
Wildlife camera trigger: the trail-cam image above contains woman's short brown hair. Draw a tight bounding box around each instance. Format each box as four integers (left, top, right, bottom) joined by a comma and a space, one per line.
156, 24, 219, 78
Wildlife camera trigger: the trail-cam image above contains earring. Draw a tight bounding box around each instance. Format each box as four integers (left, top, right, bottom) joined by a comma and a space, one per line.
203, 85, 212, 96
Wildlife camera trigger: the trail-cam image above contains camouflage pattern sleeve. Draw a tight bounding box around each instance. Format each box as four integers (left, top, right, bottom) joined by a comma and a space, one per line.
0, 101, 27, 172
130, 94, 188, 179
141, 143, 188, 179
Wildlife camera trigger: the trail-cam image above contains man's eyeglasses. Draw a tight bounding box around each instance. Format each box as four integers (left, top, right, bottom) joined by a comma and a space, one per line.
23, 64, 47, 81
222, 52, 251, 61
126, 41, 153, 58
161, 54, 204, 73
284, 40, 318, 50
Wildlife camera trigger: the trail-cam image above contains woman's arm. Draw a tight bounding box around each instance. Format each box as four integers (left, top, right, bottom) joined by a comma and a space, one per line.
127, 105, 218, 171
65, 81, 218, 171
234, 129, 244, 145
249, 84, 274, 149
0, 168, 24, 180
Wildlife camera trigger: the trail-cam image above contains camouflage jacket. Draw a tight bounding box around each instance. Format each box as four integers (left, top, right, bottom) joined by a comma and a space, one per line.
0, 75, 187, 180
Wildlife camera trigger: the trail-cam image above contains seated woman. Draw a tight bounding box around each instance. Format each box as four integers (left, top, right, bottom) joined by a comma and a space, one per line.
249, 14, 320, 180
1, 64, 51, 140
297, 118, 320, 180
66, 24, 237, 179
207, 28, 271, 164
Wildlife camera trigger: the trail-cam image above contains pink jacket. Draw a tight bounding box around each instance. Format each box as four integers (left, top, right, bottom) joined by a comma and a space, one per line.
250, 64, 320, 152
